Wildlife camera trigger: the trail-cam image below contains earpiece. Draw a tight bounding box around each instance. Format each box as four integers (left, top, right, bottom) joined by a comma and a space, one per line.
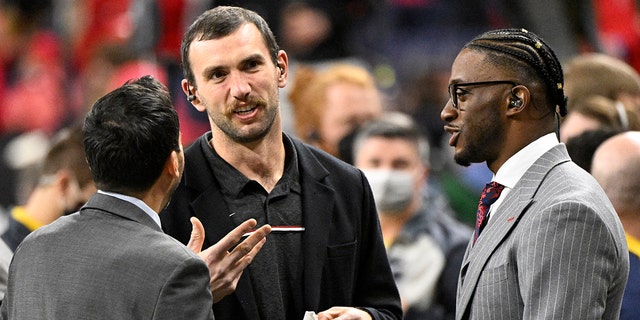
509, 98, 522, 108
187, 86, 195, 102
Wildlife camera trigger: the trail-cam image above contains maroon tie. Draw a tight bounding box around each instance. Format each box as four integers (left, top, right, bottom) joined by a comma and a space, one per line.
474, 181, 505, 244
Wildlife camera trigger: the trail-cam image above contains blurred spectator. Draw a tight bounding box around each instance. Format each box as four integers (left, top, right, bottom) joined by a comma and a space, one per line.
561, 53, 640, 144
565, 128, 620, 172
560, 95, 640, 143
592, 131, 640, 320
1, 125, 94, 251
0, 0, 71, 207
0, 0, 69, 134
563, 53, 640, 113
0, 125, 95, 301
288, 62, 385, 160
353, 113, 471, 320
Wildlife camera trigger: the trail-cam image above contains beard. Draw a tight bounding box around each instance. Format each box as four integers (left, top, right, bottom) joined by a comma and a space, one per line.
454, 113, 504, 167
206, 94, 280, 144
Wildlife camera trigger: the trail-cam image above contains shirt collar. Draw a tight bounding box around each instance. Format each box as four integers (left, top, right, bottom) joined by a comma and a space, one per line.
494, 133, 560, 188
204, 132, 300, 197
97, 190, 162, 228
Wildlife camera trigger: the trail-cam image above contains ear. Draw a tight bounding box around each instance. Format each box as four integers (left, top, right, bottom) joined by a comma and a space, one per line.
181, 79, 205, 112
165, 150, 181, 178
55, 170, 72, 194
275, 50, 289, 88
55, 170, 82, 211
506, 85, 529, 116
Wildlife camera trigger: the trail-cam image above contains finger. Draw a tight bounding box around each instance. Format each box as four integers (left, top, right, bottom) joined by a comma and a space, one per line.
316, 311, 334, 320
186, 217, 205, 254
197, 219, 262, 267
216, 218, 259, 251
236, 236, 267, 269
317, 307, 355, 320
229, 224, 272, 260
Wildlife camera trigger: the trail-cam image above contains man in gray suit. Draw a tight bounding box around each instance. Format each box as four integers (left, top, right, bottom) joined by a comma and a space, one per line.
440, 28, 629, 319
0, 75, 270, 319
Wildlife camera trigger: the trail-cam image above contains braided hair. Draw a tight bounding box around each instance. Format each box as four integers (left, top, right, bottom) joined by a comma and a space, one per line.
464, 28, 568, 117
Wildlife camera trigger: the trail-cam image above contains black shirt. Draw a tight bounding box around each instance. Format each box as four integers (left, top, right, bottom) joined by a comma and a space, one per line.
204, 134, 304, 320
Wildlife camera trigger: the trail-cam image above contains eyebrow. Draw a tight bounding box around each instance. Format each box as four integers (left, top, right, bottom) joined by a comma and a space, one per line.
200, 53, 268, 78
241, 53, 267, 64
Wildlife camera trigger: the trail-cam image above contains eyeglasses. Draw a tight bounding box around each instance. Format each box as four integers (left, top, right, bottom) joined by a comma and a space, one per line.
448, 80, 518, 110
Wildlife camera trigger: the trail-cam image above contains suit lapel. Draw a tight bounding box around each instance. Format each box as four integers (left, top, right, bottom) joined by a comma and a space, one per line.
301, 175, 334, 309
291, 139, 334, 310
456, 145, 571, 319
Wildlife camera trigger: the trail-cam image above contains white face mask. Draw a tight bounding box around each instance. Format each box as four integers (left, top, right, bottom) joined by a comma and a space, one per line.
363, 169, 414, 215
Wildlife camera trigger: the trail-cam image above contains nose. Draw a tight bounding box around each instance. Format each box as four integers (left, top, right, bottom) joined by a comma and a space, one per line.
441, 100, 458, 122
228, 72, 251, 100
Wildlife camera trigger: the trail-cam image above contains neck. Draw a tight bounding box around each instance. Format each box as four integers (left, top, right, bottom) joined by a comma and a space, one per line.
23, 186, 64, 225
490, 124, 553, 173
379, 211, 413, 245
210, 128, 286, 192
378, 200, 420, 245
125, 187, 167, 215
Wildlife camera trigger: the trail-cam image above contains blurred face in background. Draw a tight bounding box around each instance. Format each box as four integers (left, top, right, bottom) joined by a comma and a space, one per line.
355, 136, 427, 215
319, 82, 383, 156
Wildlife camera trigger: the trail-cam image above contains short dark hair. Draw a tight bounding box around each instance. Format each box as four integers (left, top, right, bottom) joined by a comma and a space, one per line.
181, 6, 280, 85
82, 75, 180, 193
464, 28, 568, 116
352, 112, 431, 166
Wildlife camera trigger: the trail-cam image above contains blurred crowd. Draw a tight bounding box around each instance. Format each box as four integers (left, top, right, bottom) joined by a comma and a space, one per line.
2, 1, 640, 319
2, 0, 640, 231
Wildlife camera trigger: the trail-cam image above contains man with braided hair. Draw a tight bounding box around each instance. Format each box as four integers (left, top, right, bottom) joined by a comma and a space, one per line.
441, 28, 629, 319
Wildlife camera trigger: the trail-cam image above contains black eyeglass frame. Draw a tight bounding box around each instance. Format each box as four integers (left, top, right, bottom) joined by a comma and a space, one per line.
448, 80, 519, 110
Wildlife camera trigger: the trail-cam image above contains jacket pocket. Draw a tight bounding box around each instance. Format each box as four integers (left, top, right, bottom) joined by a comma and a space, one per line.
327, 240, 357, 258
321, 241, 357, 303
477, 264, 509, 287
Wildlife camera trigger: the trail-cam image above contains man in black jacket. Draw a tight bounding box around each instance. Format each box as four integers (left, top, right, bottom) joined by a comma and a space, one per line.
161, 6, 401, 320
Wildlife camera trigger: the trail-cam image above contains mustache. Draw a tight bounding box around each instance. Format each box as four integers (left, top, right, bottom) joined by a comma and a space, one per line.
230, 97, 267, 109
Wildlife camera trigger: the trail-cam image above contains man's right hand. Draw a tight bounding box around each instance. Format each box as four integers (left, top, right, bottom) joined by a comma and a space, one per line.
187, 217, 271, 302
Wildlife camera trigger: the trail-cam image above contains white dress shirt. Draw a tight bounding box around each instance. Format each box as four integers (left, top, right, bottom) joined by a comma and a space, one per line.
488, 133, 560, 222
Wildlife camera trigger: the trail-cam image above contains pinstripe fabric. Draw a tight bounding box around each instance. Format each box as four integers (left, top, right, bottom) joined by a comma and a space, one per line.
456, 145, 629, 320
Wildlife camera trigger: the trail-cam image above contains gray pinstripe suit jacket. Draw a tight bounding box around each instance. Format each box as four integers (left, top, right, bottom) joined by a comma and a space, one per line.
456, 144, 629, 320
